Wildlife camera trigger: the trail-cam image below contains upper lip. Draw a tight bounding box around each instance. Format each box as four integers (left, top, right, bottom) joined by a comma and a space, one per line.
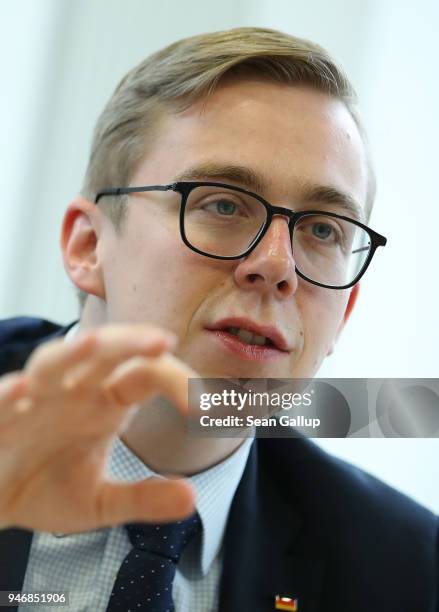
206, 317, 291, 352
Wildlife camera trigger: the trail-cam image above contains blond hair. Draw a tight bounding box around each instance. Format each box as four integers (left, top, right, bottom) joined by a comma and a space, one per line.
78, 26, 375, 307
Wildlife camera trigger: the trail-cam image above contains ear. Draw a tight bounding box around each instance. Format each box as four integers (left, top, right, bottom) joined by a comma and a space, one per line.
60, 195, 106, 300
326, 282, 360, 356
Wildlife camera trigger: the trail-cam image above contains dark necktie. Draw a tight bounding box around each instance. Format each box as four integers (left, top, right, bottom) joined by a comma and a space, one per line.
106, 512, 201, 612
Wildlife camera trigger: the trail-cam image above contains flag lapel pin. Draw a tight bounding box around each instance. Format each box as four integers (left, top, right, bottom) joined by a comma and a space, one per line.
275, 595, 299, 610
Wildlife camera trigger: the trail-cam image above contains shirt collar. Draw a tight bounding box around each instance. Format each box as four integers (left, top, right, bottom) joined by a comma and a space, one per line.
189, 436, 253, 575
108, 435, 253, 576
64, 321, 254, 576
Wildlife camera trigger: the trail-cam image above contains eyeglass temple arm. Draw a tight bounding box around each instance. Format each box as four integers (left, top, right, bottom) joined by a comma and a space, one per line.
94, 184, 176, 204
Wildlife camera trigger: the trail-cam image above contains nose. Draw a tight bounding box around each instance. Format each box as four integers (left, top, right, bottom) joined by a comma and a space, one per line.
234, 216, 299, 298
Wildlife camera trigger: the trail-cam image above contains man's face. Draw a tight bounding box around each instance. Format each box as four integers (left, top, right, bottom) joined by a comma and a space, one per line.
93, 79, 367, 378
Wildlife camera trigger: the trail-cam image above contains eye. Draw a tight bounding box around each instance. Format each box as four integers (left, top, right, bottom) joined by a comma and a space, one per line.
296, 216, 345, 248
312, 222, 334, 240
200, 197, 251, 218
206, 199, 238, 216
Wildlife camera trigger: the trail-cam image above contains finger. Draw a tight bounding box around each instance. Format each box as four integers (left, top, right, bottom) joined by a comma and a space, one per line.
61, 327, 177, 390
25, 333, 98, 389
0, 374, 32, 439
0, 372, 29, 406
101, 353, 198, 415
96, 477, 195, 527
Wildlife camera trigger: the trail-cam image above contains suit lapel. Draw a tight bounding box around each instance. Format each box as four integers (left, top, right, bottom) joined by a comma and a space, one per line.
0, 319, 77, 374
218, 438, 326, 612
0, 528, 33, 607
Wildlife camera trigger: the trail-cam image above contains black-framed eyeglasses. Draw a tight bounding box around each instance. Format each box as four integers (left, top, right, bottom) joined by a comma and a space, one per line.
95, 181, 387, 290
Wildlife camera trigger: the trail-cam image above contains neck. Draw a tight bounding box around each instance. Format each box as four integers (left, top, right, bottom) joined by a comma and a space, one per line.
121, 396, 246, 475
80, 298, 246, 475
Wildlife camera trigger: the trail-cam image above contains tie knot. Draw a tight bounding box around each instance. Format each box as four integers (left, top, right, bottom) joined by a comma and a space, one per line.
125, 512, 201, 563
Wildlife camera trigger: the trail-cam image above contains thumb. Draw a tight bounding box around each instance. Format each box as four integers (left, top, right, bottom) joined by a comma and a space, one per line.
95, 477, 196, 527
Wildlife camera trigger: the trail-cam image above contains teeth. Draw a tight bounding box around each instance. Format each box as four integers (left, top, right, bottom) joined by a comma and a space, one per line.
237, 328, 254, 344
226, 327, 270, 346
251, 333, 267, 346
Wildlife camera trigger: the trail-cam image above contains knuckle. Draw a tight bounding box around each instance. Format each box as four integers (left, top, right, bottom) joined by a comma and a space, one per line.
126, 355, 151, 370
25, 338, 62, 370
0, 374, 21, 401
101, 382, 133, 408
0, 371, 21, 387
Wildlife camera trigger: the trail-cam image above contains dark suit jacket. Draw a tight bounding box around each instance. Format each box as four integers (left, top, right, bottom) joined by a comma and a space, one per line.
0, 317, 438, 612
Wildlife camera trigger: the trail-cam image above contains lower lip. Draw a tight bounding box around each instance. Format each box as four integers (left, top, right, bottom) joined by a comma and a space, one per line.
205, 329, 288, 362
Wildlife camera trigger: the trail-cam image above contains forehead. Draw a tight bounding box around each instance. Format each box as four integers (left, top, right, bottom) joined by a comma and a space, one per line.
133, 79, 368, 213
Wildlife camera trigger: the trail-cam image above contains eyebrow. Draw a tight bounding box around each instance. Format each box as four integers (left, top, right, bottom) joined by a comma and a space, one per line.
174, 162, 365, 223
176, 163, 267, 194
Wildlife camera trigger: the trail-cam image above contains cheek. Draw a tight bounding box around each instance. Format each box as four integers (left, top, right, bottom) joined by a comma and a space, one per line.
102, 215, 181, 321
104, 217, 224, 329
299, 286, 348, 353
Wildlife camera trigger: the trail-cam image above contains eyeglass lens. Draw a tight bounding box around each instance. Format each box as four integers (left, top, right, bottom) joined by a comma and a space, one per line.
183, 185, 371, 287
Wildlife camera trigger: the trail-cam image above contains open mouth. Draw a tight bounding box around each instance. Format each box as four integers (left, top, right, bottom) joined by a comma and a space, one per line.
205, 318, 289, 361
223, 326, 275, 347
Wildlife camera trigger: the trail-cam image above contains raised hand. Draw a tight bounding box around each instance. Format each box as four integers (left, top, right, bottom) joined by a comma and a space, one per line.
0, 324, 197, 533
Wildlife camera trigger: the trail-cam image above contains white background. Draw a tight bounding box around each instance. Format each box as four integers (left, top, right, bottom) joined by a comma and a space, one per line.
1, 0, 438, 512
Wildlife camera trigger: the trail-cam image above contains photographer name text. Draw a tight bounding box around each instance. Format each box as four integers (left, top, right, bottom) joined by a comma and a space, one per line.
199, 415, 320, 428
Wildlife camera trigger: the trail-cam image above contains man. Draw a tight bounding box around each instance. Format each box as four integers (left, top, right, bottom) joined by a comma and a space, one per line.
0, 27, 437, 612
